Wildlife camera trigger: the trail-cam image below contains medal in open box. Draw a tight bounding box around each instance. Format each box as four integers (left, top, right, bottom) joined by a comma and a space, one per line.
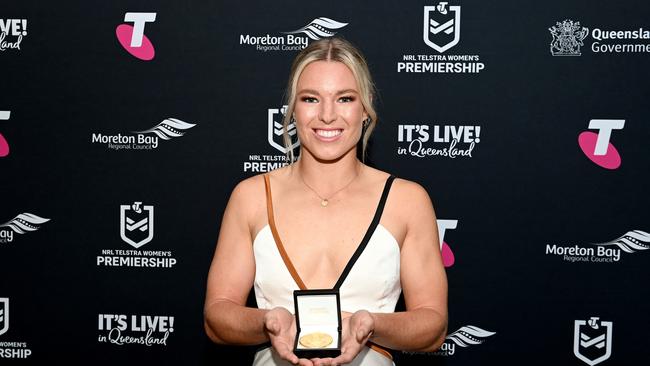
293, 289, 342, 358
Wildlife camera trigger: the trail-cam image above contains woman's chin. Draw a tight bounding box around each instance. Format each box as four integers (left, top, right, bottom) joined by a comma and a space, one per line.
305, 148, 355, 163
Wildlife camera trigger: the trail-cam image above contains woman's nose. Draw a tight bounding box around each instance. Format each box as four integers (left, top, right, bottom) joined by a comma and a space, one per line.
318, 100, 337, 124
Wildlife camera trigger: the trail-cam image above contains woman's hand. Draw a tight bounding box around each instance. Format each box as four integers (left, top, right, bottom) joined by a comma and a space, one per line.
264, 307, 313, 365
311, 310, 375, 366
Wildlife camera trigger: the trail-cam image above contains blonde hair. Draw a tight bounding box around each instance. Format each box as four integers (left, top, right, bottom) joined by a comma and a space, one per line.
281, 37, 377, 163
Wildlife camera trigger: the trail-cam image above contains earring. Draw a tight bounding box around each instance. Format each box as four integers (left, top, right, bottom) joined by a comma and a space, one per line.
363, 118, 371, 128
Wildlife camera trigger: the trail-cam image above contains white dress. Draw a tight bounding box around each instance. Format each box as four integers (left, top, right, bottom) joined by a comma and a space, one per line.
252, 175, 401, 366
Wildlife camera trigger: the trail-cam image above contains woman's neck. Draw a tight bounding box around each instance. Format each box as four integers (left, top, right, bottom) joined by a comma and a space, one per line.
292, 148, 362, 195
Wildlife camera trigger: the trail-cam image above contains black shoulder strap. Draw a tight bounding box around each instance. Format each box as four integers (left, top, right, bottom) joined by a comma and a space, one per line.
333, 175, 396, 290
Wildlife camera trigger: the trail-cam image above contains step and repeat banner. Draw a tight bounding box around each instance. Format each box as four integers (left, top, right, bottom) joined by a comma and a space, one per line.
1, 0, 648, 365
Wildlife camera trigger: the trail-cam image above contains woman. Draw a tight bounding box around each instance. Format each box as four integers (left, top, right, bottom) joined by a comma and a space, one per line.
204, 37, 447, 366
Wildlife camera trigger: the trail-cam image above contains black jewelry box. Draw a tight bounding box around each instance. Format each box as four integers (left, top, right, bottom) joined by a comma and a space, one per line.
293, 289, 342, 359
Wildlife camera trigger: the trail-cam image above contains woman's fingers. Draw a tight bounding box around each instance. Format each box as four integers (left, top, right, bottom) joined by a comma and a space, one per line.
332, 349, 355, 365
356, 328, 367, 343
276, 343, 299, 364
265, 320, 277, 334
297, 358, 314, 366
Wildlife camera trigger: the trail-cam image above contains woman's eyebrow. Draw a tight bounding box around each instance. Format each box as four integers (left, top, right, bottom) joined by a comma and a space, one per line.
297, 88, 359, 95
335, 89, 359, 95
297, 88, 320, 95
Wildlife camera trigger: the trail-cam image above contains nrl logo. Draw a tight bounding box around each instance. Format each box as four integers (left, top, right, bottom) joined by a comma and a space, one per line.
574, 317, 613, 366
120, 201, 154, 248
0, 297, 8, 336
549, 20, 589, 56
268, 105, 299, 154
423, 2, 461, 53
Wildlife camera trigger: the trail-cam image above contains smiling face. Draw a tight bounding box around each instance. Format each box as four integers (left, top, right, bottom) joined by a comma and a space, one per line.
293, 60, 368, 162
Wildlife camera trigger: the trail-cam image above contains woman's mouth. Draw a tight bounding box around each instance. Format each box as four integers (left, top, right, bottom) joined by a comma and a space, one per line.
313, 128, 343, 141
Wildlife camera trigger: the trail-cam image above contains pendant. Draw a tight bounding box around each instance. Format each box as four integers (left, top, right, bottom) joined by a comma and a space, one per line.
321, 199, 329, 207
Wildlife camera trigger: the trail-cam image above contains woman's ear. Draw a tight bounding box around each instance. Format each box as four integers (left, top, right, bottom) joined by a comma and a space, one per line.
364, 94, 373, 120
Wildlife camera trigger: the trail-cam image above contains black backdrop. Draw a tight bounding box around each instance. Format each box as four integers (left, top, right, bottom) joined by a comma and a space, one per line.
1, 1, 649, 365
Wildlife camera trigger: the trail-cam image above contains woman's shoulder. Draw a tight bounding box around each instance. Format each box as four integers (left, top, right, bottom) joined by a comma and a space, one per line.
227, 173, 269, 215
365, 166, 432, 203
231, 164, 296, 199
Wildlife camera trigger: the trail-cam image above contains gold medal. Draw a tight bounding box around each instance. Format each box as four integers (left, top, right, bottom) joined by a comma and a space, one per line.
299, 332, 333, 348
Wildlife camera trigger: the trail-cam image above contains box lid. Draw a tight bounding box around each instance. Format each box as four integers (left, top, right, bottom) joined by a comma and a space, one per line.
294, 290, 341, 327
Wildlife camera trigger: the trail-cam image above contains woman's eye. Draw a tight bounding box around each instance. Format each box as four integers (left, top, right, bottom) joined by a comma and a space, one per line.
301, 97, 318, 103
338, 96, 355, 103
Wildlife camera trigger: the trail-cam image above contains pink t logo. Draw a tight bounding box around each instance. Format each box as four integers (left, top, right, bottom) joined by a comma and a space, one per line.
578, 119, 625, 170
0, 111, 10, 157
437, 219, 458, 267
116, 12, 156, 61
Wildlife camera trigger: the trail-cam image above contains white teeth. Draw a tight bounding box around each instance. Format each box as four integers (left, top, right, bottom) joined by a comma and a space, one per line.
316, 129, 342, 138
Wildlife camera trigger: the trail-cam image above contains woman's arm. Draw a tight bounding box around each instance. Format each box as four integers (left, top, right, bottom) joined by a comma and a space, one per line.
203, 177, 268, 345
204, 176, 316, 366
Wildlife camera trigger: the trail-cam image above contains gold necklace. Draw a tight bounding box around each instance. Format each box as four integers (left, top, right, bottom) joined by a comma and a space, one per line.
299, 167, 360, 207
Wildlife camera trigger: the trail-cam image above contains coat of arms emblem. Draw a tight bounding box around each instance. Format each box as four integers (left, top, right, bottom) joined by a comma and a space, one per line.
549, 20, 589, 56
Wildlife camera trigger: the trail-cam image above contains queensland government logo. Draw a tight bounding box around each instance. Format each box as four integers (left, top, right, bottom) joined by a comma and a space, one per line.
91, 117, 195, 150
0, 19, 27, 51
546, 230, 650, 263
578, 119, 624, 170
549, 20, 589, 56
397, 123, 481, 158
240, 17, 347, 52
0, 110, 10, 157
574, 317, 612, 366
96, 202, 176, 268
549, 19, 650, 55
243, 105, 296, 172
398, 2, 484, 74
0, 298, 33, 359
0, 213, 50, 244
116, 12, 156, 61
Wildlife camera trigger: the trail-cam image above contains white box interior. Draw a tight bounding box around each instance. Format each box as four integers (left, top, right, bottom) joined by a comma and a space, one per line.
296, 293, 340, 349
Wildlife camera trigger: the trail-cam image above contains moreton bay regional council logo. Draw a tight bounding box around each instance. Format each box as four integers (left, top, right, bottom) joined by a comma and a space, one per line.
120, 202, 154, 248
268, 105, 299, 153
283, 17, 348, 40
574, 317, 613, 366
549, 20, 589, 56
423, 2, 461, 53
